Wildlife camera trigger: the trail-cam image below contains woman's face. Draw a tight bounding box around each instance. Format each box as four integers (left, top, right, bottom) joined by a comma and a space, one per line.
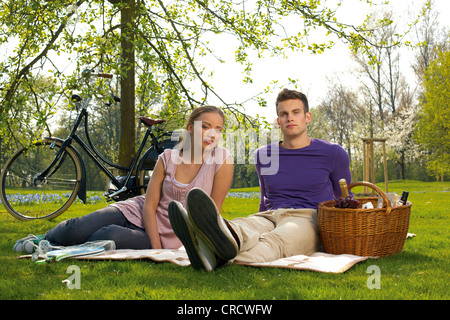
188, 112, 224, 152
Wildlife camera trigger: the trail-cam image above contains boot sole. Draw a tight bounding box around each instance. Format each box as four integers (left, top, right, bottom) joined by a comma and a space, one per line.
186, 188, 238, 260
168, 201, 215, 271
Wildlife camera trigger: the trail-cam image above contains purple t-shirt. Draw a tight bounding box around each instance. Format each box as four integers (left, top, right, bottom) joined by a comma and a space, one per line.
255, 139, 352, 211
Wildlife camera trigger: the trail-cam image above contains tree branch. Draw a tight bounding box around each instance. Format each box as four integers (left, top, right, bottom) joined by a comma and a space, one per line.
0, 0, 85, 114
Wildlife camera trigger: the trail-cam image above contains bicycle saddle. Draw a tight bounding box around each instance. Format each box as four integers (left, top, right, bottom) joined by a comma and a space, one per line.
140, 117, 166, 127
71, 94, 82, 102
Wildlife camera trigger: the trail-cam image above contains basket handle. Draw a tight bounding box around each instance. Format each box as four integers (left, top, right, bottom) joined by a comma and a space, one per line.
347, 181, 392, 214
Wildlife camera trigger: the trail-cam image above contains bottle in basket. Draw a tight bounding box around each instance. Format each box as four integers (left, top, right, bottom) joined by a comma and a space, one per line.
334, 179, 360, 209
339, 179, 349, 197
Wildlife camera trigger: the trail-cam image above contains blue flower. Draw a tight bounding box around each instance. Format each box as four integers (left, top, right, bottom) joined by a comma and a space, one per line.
3, 191, 107, 205
227, 192, 259, 199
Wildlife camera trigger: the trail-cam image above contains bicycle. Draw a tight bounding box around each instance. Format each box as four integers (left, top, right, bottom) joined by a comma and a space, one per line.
0, 71, 178, 221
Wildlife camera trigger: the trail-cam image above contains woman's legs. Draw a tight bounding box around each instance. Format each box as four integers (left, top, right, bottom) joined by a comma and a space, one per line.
86, 222, 151, 249
45, 206, 151, 249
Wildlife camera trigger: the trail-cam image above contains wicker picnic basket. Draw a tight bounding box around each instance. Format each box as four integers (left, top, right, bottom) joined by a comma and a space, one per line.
318, 181, 412, 257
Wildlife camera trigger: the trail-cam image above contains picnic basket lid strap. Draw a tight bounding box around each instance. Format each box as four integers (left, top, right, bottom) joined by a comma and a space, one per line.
347, 181, 392, 214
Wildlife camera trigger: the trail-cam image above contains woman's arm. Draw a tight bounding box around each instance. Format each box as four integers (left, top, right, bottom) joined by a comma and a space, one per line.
254, 148, 268, 212
142, 158, 165, 249
209, 156, 234, 212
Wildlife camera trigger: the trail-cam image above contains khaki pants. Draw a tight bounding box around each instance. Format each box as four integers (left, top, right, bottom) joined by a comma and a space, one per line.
227, 208, 320, 264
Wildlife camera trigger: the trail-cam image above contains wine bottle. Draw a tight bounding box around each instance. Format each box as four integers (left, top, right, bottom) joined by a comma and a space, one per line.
339, 179, 349, 198
400, 191, 409, 205
334, 179, 359, 209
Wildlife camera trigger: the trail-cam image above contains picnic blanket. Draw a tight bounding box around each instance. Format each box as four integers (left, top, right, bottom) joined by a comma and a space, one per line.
71, 248, 370, 273
20, 233, 415, 274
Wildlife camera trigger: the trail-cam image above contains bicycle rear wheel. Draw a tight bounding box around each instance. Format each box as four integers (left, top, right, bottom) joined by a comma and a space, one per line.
0, 139, 82, 220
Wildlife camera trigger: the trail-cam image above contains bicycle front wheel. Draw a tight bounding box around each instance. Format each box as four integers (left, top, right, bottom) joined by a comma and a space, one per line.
0, 139, 82, 220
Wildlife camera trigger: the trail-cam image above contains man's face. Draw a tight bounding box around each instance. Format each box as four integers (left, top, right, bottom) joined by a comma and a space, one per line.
276, 99, 311, 138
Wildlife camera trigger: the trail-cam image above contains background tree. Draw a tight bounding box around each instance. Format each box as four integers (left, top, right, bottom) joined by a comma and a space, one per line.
352, 10, 407, 126
0, 74, 60, 164
310, 80, 360, 163
411, 0, 450, 82
384, 86, 423, 180
415, 49, 450, 181
116, 0, 137, 169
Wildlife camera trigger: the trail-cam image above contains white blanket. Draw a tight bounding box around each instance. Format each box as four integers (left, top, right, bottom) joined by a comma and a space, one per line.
72, 248, 369, 273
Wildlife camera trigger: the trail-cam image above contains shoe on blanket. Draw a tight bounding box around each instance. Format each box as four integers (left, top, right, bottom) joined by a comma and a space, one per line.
13, 234, 45, 253
186, 188, 238, 261
169, 201, 220, 271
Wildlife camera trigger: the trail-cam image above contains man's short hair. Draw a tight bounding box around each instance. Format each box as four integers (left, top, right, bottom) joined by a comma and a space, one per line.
275, 89, 309, 114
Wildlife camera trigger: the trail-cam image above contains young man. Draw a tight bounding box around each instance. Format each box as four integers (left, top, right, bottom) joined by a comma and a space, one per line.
168, 89, 352, 271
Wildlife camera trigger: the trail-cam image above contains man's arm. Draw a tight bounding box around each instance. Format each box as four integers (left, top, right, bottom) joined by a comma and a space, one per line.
330, 145, 352, 199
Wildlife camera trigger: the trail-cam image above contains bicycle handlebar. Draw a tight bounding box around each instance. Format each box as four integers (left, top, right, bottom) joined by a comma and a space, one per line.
82, 69, 113, 79
78, 69, 119, 104
97, 73, 113, 79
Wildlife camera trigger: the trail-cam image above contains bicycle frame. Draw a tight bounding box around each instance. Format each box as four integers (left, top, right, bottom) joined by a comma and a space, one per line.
35, 94, 165, 203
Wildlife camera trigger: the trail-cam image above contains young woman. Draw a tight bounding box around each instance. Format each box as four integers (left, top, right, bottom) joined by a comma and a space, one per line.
14, 106, 233, 252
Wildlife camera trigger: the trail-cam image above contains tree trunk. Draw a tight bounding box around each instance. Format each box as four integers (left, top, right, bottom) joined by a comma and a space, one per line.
118, 0, 136, 171
400, 150, 405, 180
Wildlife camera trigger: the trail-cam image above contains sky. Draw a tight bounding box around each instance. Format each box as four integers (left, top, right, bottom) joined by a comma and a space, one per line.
199, 0, 450, 123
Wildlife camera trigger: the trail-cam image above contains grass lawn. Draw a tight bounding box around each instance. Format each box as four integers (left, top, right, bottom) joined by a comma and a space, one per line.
0, 180, 448, 301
